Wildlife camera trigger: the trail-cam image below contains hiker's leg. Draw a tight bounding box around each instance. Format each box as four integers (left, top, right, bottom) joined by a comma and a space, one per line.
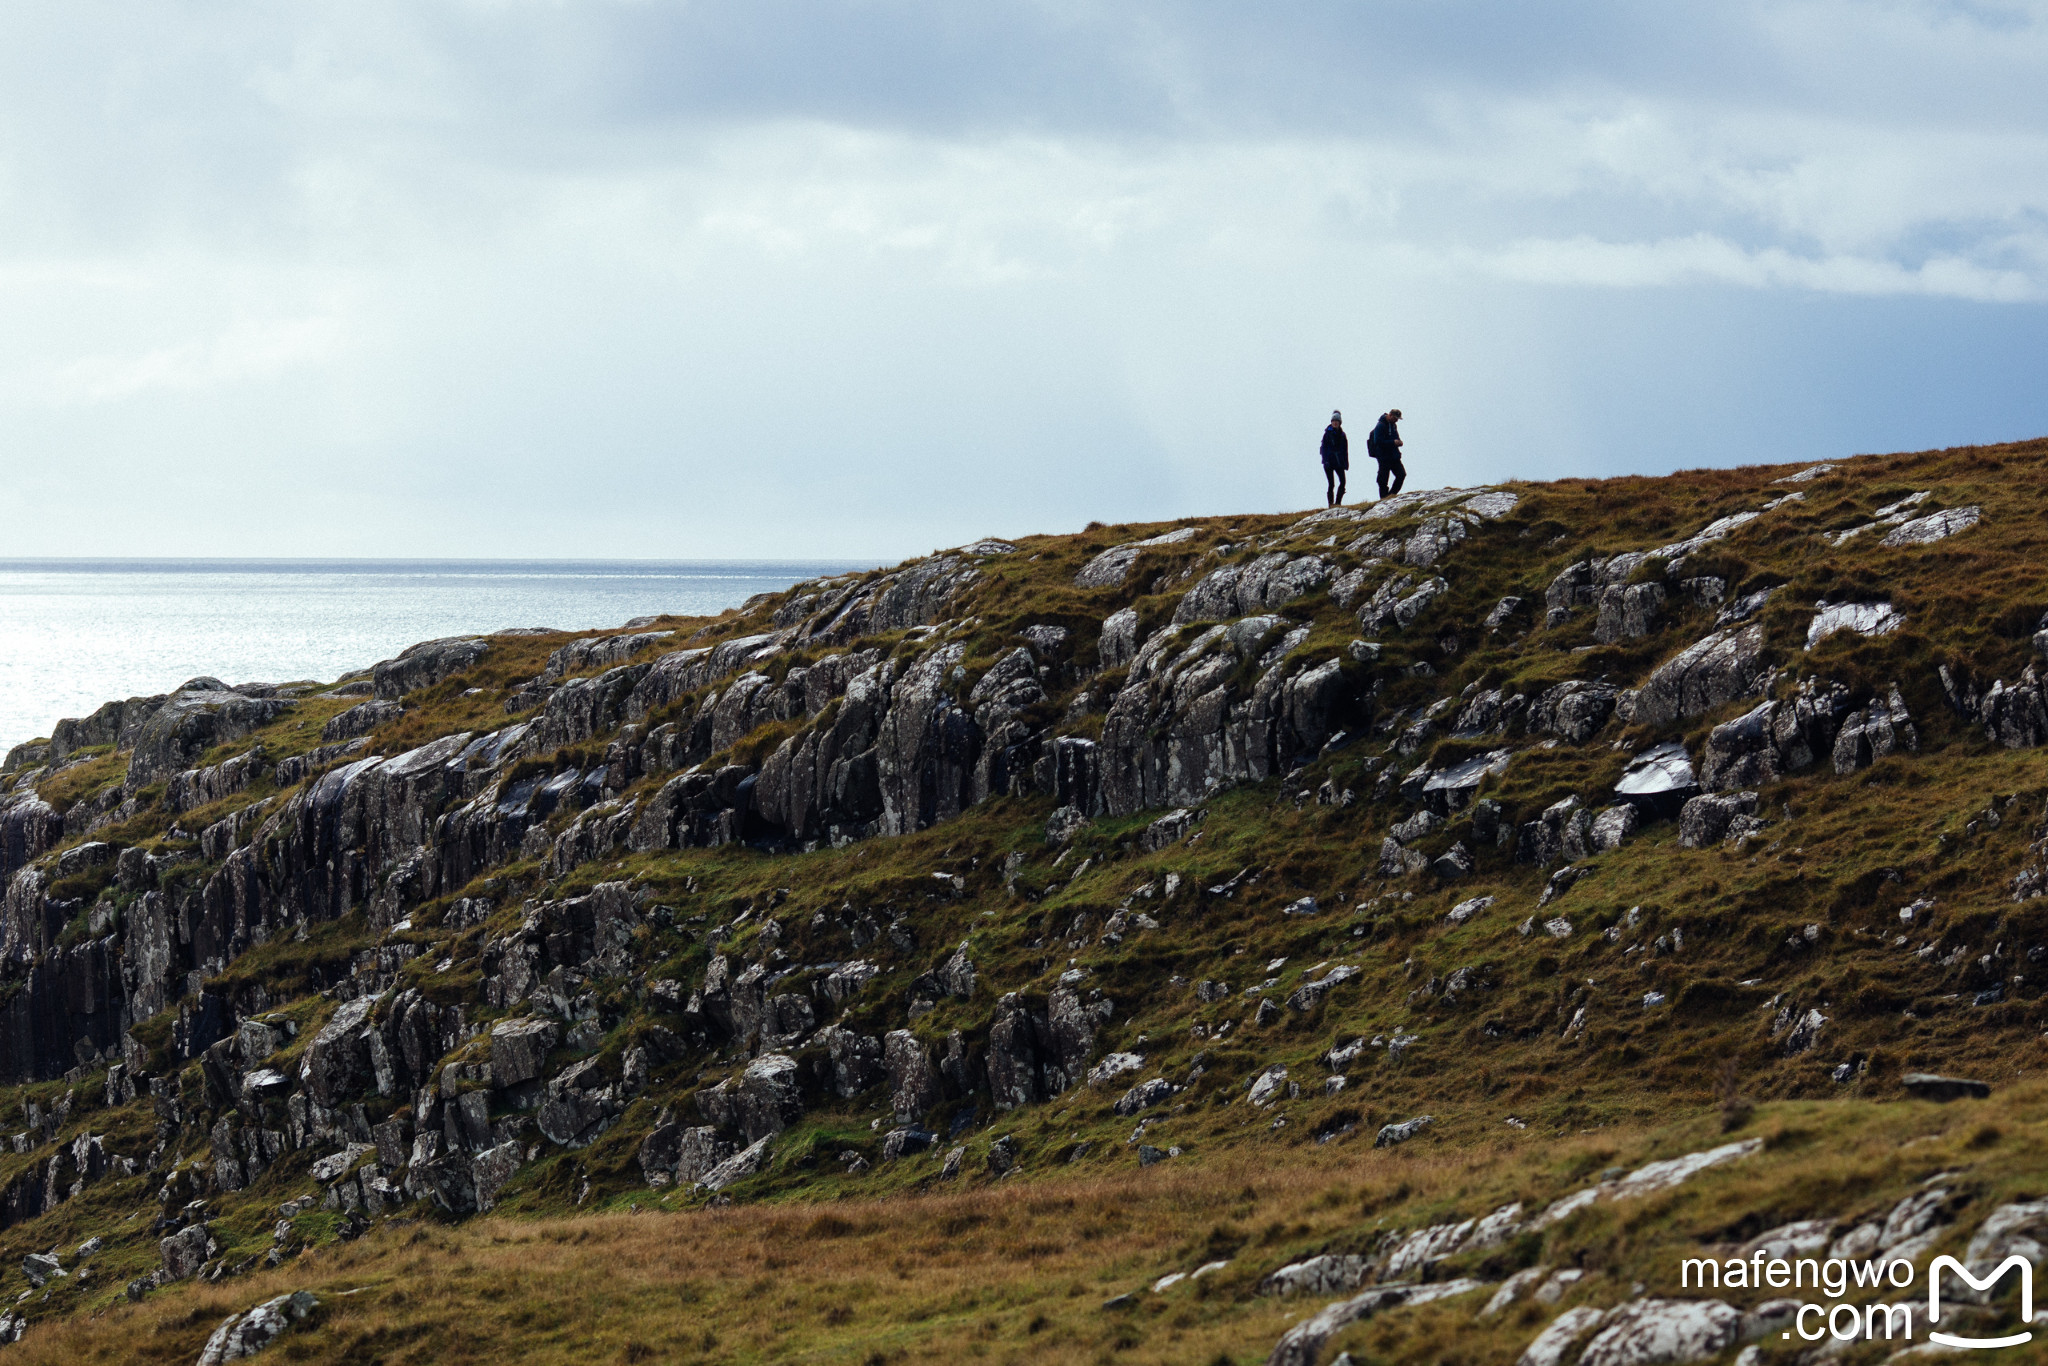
1387, 457, 1406, 497
1325, 467, 1337, 506
1375, 460, 1392, 499
1334, 469, 1346, 504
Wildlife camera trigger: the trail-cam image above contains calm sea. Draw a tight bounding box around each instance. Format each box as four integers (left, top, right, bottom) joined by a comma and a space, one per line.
0, 559, 869, 757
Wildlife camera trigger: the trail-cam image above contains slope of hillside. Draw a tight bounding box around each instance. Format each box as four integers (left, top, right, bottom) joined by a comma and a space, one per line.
0, 439, 2046, 1364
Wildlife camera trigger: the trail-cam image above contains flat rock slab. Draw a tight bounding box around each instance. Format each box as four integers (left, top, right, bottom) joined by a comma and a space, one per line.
1807, 600, 1903, 649
1902, 1072, 1990, 1101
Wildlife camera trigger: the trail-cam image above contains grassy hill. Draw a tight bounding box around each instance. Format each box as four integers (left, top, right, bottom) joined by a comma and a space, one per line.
0, 438, 2046, 1364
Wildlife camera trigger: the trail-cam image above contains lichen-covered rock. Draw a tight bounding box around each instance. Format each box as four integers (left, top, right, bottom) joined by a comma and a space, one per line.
1832, 683, 1918, 773
1678, 791, 1759, 848
1574, 1298, 1742, 1366
160, 1223, 216, 1280
1633, 625, 1770, 729
372, 636, 491, 701
196, 1290, 320, 1365
489, 1018, 558, 1090
1528, 681, 1618, 744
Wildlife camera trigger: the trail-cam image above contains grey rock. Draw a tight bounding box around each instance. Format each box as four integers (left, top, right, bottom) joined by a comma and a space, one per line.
1374, 1115, 1433, 1147
1265, 1279, 1482, 1366
1594, 582, 1666, 644
1515, 1306, 1607, 1366
1612, 741, 1698, 815
372, 636, 491, 701
1357, 574, 1448, 635
880, 1127, 937, 1161
1098, 607, 1143, 670
1715, 589, 1773, 626
1677, 791, 1759, 848
1420, 749, 1512, 812
1832, 683, 1918, 774
1379, 836, 1430, 878
1075, 528, 1199, 588
1806, 600, 1904, 649
1590, 804, 1638, 851
697, 1133, 773, 1190
1528, 681, 1619, 744
1431, 841, 1474, 879
884, 1031, 942, 1123
1879, 505, 1980, 547
1633, 625, 1770, 729
21, 1252, 64, 1286
196, 1290, 320, 1366
1483, 596, 1526, 633
1258, 1254, 1371, 1297
489, 1017, 558, 1089
1575, 1298, 1742, 1366
320, 699, 404, 744
127, 685, 295, 785
1699, 679, 1851, 791
1901, 1072, 1990, 1101
1045, 805, 1090, 847
1138, 807, 1204, 851
161, 1224, 216, 1280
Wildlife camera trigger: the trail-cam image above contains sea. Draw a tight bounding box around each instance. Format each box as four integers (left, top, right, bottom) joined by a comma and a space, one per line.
0, 559, 871, 757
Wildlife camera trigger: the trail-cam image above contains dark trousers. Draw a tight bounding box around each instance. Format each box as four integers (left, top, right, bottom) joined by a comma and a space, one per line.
1375, 456, 1406, 499
1323, 463, 1346, 506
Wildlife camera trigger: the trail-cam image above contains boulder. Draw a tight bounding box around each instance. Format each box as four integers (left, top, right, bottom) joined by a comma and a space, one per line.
196, 1291, 320, 1366
1632, 625, 1769, 729
298, 997, 378, 1107
1074, 528, 1199, 588
1516, 1307, 1608, 1366
884, 1032, 942, 1123
1574, 1298, 1742, 1366
1594, 583, 1665, 644
1698, 680, 1851, 792
1258, 1254, 1371, 1297
161, 1224, 216, 1280
1612, 741, 1698, 817
1901, 1072, 1990, 1101
127, 685, 295, 784
1045, 805, 1090, 846
21, 1252, 63, 1287
1374, 1115, 1433, 1147
697, 1134, 773, 1190
372, 636, 491, 701
1879, 505, 1980, 547
1590, 804, 1638, 851
1114, 1078, 1174, 1116
880, 1127, 937, 1161
1527, 681, 1618, 744
1677, 792, 1759, 848
1265, 1279, 1482, 1366
1805, 600, 1903, 649
1098, 608, 1143, 669
1516, 796, 1589, 867
1832, 683, 1918, 774
1420, 750, 1511, 813
489, 1018, 558, 1089
320, 699, 404, 744
1138, 807, 1204, 851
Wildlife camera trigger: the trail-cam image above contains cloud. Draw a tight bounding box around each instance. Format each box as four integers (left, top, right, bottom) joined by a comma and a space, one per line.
0, 2, 2043, 559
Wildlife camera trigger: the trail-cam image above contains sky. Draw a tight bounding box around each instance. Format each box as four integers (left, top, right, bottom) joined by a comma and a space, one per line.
1, 1, 2045, 561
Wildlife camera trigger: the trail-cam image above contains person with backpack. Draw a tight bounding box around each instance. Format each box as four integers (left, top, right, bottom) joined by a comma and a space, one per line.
1319, 410, 1349, 507
1369, 409, 1405, 499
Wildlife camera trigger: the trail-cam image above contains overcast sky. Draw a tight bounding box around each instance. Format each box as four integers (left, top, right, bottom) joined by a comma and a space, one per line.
2, 1, 2044, 561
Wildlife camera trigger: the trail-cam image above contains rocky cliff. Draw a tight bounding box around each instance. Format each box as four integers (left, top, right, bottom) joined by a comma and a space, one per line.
1, 439, 2046, 1362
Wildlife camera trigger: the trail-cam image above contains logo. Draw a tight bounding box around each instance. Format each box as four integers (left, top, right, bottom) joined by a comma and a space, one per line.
1929, 1255, 2034, 1350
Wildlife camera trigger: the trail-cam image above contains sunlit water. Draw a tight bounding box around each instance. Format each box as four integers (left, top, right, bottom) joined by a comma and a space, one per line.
0, 560, 868, 756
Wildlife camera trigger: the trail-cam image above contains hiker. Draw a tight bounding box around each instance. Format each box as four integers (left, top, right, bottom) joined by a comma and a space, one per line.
1319, 410, 1348, 507
1369, 409, 1405, 499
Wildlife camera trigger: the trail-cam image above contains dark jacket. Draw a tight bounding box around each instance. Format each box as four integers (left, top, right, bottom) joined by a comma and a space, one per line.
1320, 424, 1348, 470
1369, 416, 1401, 461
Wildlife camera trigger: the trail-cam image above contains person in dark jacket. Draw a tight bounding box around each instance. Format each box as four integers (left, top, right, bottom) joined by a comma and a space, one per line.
1368, 409, 1405, 499
1319, 410, 1348, 507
